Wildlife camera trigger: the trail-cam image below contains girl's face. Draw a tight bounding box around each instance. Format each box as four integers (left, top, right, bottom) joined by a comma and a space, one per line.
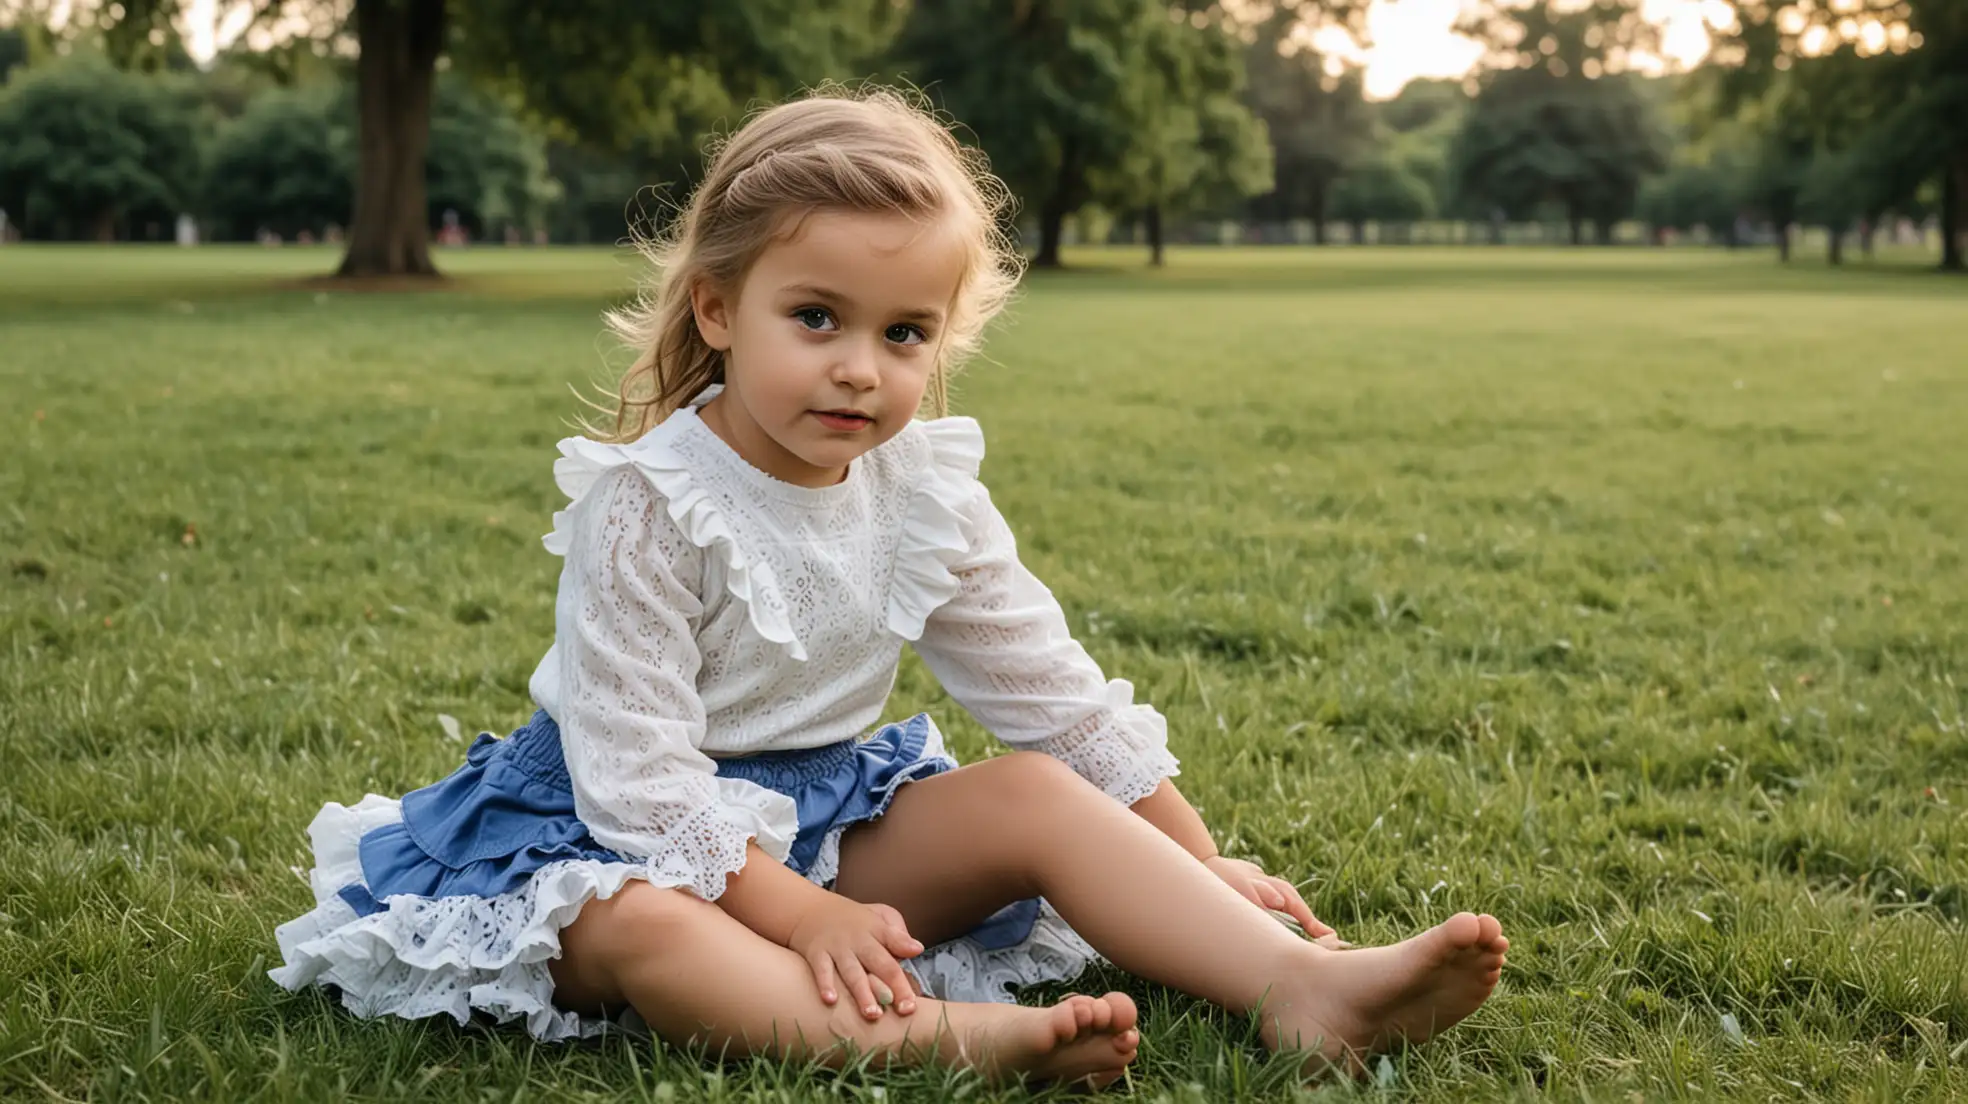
692, 209, 966, 488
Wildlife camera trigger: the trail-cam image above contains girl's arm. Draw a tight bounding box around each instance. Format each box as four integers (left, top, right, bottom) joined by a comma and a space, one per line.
906, 447, 1180, 809
1127, 778, 1217, 860
554, 467, 800, 901
716, 842, 835, 942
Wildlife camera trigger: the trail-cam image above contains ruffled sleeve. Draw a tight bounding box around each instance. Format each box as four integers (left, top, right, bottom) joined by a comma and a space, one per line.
906, 423, 1181, 806
887, 417, 986, 641
551, 463, 800, 901
546, 427, 805, 661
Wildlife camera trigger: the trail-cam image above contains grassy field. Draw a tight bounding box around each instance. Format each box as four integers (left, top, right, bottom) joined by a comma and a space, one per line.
1, 243, 1964, 1102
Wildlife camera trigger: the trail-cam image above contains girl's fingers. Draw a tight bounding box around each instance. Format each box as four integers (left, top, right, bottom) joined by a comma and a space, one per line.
836, 952, 881, 1020
882, 920, 924, 959
809, 953, 840, 1006
1273, 879, 1330, 936
865, 950, 918, 1016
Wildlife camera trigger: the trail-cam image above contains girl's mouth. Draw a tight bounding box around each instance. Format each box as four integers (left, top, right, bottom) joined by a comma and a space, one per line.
812, 410, 874, 432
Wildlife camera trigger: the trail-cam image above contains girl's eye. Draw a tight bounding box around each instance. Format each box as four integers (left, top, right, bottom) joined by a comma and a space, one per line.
793, 307, 837, 331
885, 323, 927, 346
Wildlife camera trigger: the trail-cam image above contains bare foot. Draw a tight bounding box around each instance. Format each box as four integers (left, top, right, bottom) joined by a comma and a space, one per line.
932, 991, 1140, 1088
1259, 912, 1506, 1075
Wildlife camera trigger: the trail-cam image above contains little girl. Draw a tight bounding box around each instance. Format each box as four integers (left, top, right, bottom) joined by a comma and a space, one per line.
270, 88, 1507, 1086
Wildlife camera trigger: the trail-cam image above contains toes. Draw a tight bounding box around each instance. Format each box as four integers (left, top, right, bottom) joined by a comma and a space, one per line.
1086, 996, 1113, 1032
1439, 912, 1483, 948
1074, 996, 1097, 1030
1475, 914, 1503, 945
1104, 992, 1140, 1034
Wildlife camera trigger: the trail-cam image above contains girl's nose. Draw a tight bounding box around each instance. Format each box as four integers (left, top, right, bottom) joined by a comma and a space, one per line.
832, 342, 881, 389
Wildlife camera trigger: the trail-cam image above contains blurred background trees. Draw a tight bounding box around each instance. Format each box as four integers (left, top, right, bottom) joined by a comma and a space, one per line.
0, 0, 1957, 272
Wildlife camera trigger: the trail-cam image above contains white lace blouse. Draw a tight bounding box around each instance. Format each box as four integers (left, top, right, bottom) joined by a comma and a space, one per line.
526, 391, 1181, 901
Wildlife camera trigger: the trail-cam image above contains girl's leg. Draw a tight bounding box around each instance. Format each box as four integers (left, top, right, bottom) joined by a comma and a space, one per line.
548, 879, 1140, 1086
831, 752, 1507, 1071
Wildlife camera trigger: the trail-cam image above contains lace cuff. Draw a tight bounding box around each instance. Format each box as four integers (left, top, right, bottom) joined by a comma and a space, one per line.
1033, 679, 1182, 806
590, 777, 799, 902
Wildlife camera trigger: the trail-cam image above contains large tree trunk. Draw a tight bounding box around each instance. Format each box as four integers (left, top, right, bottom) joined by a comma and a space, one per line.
1033, 197, 1067, 269
1827, 225, 1843, 266
1943, 153, 1966, 273
1145, 204, 1164, 267
1777, 222, 1792, 263
338, 0, 446, 279
1567, 205, 1583, 246
1032, 140, 1081, 270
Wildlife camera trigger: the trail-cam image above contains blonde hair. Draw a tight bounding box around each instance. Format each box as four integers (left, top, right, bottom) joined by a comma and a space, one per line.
592, 85, 1023, 442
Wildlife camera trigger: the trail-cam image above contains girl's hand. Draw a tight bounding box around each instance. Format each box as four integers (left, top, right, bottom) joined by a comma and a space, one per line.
787, 895, 923, 1021
1203, 855, 1339, 944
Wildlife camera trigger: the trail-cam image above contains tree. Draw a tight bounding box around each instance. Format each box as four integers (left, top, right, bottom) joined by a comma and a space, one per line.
1713, 0, 1968, 270
1096, 7, 1271, 266
1451, 0, 1670, 244
0, 26, 32, 82
1798, 144, 1868, 263
1740, 97, 1812, 260
1328, 152, 1436, 242
1379, 78, 1466, 136
1694, 44, 1886, 263
65, 0, 898, 276
0, 56, 200, 240
201, 74, 556, 243
203, 84, 353, 240
424, 77, 557, 241
1366, 79, 1467, 233
898, 0, 1163, 268
1637, 157, 1744, 243
1241, 10, 1371, 243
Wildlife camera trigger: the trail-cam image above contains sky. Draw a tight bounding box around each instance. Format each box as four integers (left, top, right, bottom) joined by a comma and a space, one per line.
172, 0, 1729, 102
1315, 0, 1733, 98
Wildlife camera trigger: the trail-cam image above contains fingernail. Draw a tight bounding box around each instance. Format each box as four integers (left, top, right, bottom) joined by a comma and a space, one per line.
865, 1005, 880, 1018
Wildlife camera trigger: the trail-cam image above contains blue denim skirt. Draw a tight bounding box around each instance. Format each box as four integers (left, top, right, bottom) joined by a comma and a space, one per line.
337, 709, 1040, 947
268, 712, 1096, 1040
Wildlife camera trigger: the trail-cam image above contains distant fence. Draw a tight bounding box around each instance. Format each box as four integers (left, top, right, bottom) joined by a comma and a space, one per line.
1049, 217, 1944, 252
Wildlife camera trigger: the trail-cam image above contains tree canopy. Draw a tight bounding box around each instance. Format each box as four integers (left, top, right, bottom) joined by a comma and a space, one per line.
4, 0, 1964, 271
1450, 0, 1671, 243
0, 56, 201, 240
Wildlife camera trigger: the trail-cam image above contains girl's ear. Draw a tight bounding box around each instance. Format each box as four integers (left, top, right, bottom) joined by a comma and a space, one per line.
690, 279, 735, 352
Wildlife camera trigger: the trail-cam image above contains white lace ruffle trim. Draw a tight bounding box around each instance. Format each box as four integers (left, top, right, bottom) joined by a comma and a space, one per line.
268, 794, 1098, 1041
540, 407, 989, 665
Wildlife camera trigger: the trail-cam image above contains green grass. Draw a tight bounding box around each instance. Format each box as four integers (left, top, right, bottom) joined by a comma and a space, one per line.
2, 243, 1965, 1102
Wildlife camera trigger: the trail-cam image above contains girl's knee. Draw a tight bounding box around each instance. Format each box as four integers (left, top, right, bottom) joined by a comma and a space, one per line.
986, 750, 1098, 803
556, 881, 707, 1001
591, 881, 709, 948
